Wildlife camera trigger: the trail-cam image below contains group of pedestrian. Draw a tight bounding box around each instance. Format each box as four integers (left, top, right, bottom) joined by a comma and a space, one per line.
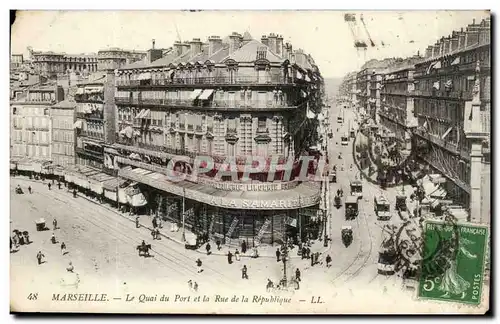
151, 227, 161, 240
337, 188, 344, 197
35, 217, 72, 273
188, 280, 199, 292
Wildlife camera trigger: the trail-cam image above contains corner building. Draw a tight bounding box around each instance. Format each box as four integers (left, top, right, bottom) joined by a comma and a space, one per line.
109, 32, 324, 245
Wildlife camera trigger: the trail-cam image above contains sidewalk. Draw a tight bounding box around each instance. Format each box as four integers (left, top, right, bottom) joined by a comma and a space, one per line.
12, 175, 330, 260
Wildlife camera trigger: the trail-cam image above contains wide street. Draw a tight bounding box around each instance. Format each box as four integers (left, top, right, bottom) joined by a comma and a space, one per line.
10, 102, 416, 309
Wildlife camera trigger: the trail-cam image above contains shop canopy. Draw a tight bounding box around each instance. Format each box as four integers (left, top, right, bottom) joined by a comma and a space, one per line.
73, 120, 83, 129
197, 89, 214, 100
190, 89, 203, 100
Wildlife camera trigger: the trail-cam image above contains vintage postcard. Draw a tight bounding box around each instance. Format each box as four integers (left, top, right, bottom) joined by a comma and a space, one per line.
10, 10, 491, 314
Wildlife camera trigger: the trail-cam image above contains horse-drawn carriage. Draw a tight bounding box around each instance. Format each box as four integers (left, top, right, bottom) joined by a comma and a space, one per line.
334, 195, 342, 209
341, 226, 353, 247
184, 232, 198, 250
345, 195, 359, 220
328, 129, 333, 139
329, 170, 337, 183
137, 243, 152, 257
35, 218, 46, 231
15, 185, 24, 194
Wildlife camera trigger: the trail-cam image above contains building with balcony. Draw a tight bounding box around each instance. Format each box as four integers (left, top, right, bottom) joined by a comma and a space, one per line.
106, 31, 324, 245
10, 84, 64, 172
11, 54, 24, 70
30, 50, 98, 76
413, 18, 490, 224
51, 100, 76, 168
97, 48, 148, 71
379, 57, 423, 150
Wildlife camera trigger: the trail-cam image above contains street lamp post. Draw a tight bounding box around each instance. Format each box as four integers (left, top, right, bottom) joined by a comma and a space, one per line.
182, 187, 186, 242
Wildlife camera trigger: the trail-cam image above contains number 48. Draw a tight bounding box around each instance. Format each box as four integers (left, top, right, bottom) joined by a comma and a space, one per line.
27, 293, 38, 300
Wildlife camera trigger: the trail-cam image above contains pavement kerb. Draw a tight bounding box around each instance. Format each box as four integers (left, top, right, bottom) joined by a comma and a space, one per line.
12, 176, 330, 260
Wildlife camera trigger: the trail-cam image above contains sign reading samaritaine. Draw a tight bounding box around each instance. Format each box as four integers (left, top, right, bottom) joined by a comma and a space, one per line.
418, 220, 489, 305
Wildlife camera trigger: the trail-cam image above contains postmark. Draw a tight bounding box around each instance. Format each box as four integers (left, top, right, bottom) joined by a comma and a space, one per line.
417, 219, 489, 305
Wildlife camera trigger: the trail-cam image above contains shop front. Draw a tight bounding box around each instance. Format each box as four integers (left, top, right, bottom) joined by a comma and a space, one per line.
118, 166, 321, 245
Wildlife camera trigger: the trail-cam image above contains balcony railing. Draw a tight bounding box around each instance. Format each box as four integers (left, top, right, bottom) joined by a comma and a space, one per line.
117, 75, 298, 87
76, 112, 104, 120
187, 124, 193, 131
206, 126, 213, 133
116, 97, 300, 110
195, 125, 203, 133
226, 127, 237, 134
75, 147, 104, 160
413, 89, 473, 100
25, 126, 50, 131
256, 127, 269, 134
79, 131, 104, 140
74, 94, 104, 103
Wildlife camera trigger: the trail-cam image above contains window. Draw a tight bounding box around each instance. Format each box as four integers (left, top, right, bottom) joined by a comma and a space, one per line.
258, 116, 267, 130
257, 70, 267, 84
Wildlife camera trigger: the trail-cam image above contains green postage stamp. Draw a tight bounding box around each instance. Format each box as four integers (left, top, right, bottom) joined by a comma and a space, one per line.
418, 220, 489, 305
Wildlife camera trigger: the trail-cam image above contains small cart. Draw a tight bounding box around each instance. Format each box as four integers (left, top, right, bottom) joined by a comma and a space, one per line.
35, 218, 46, 231
341, 226, 353, 247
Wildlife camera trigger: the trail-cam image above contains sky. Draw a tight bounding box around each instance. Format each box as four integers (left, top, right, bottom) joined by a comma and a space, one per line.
10, 10, 490, 78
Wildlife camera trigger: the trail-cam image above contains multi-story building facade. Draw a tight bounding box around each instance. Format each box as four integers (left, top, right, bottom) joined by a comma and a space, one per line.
368, 72, 383, 123
379, 57, 422, 150
356, 68, 370, 116
413, 18, 490, 224
97, 48, 148, 71
73, 79, 107, 169
10, 84, 64, 171
30, 50, 98, 76
51, 100, 76, 167
105, 32, 324, 244
11, 54, 24, 70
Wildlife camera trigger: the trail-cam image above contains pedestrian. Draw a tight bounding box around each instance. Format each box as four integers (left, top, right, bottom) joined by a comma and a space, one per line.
58, 182, 62, 189
188, 280, 193, 291
28, 186, 32, 194
158, 217, 163, 228
193, 282, 199, 292
295, 268, 301, 282
66, 262, 74, 272
135, 216, 140, 228
61, 242, 66, 255
196, 258, 203, 273
235, 249, 241, 261
337, 189, 341, 197
326, 254, 332, 268
205, 242, 211, 255
152, 217, 158, 229
306, 247, 311, 259
73, 189, 77, 198
216, 239, 221, 251
155, 228, 160, 240
51, 233, 57, 244
241, 265, 248, 279
311, 253, 315, 267
53, 218, 58, 230
241, 240, 247, 254
301, 246, 306, 260
227, 251, 233, 264
151, 229, 157, 240
276, 248, 281, 262
36, 251, 45, 265
48, 183, 51, 190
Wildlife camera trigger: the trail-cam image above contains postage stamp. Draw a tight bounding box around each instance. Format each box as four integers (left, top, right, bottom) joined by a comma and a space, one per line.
418, 220, 489, 305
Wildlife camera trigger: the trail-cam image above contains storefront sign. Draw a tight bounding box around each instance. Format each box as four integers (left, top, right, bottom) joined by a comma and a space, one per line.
197, 178, 297, 191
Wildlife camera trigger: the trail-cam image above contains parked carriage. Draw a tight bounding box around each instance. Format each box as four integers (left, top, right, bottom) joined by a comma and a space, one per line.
329, 170, 337, 183
184, 232, 198, 250
35, 218, 46, 231
341, 226, 353, 247
374, 195, 391, 220
345, 195, 359, 220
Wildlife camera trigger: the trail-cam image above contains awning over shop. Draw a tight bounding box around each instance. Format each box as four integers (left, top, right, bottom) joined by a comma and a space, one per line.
190, 89, 203, 100
119, 126, 133, 139
118, 166, 320, 210
135, 109, 146, 119
76, 87, 84, 95
198, 89, 214, 100
103, 178, 128, 191
73, 120, 83, 129
140, 109, 151, 119
138, 72, 152, 80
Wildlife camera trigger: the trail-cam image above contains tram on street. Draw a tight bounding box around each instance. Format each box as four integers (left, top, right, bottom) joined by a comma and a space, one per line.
341, 134, 349, 146
345, 195, 359, 220
374, 195, 391, 220
377, 248, 397, 275
350, 180, 363, 199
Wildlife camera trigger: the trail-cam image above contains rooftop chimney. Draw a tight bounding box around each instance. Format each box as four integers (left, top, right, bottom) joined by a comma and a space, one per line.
276, 35, 284, 57
261, 35, 269, 47
181, 43, 190, 55
267, 33, 278, 53
147, 39, 163, 63
173, 41, 183, 57
189, 38, 202, 56
229, 32, 242, 55
208, 36, 223, 56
